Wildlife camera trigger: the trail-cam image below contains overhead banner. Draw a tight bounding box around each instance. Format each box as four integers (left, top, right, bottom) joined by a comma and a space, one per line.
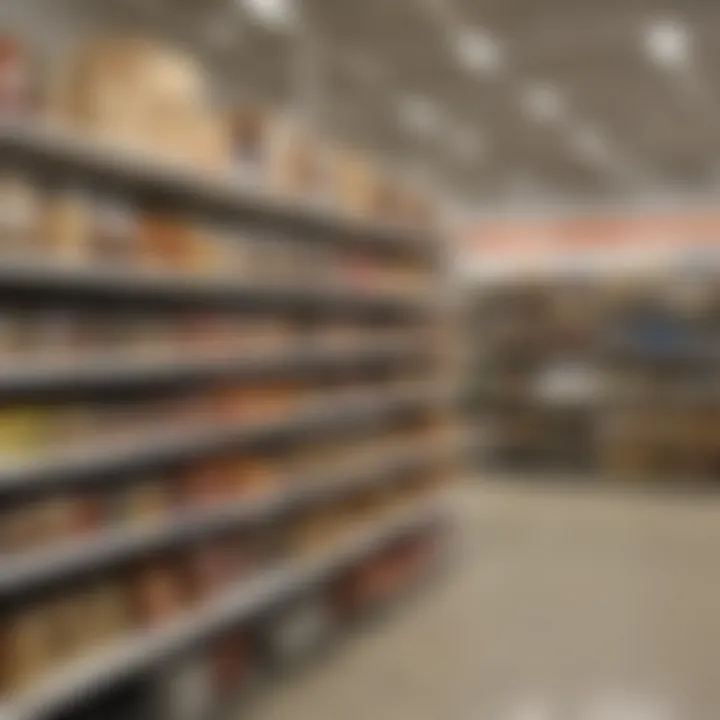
462, 211, 720, 280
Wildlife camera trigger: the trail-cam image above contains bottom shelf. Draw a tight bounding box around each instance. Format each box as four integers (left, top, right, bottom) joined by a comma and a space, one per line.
1, 501, 447, 720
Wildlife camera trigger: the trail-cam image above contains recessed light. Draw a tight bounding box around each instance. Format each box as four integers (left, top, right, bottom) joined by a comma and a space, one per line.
240, 0, 294, 29
455, 27, 503, 75
397, 95, 442, 136
521, 82, 565, 122
644, 18, 690, 67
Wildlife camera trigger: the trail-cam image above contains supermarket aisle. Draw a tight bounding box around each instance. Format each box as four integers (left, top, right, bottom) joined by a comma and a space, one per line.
249, 481, 720, 720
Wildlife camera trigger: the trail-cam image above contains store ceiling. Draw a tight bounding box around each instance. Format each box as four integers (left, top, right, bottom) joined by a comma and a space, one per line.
4, 0, 720, 211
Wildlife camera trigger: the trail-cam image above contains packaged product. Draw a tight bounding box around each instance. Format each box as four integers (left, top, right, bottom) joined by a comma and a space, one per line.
54, 38, 209, 154
120, 478, 171, 526
89, 195, 141, 267
0, 172, 41, 260
1, 604, 54, 691
232, 106, 270, 180
268, 120, 330, 202
184, 543, 233, 601
131, 562, 186, 625
40, 186, 94, 265
179, 460, 229, 508
0, 405, 54, 466
0, 36, 33, 118
330, 150, 375, 217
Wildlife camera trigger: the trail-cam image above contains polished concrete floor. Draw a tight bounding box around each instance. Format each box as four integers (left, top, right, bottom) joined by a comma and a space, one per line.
249, 480, 720, 720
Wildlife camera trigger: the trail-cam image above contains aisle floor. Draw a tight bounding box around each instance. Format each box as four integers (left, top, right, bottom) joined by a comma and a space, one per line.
249, 480, 720, 720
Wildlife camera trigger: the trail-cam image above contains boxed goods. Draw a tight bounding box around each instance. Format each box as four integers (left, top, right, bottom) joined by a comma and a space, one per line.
39, 186, 94, 266
119, 477, 173, 526
232, 109, 329, 202
331, 150, 375, 217
131, 561, 187, 626
0, 171, 41, 261
0, 36, 33, 118
53, 38, 230, 170
1, 604, 54, 692
232, 106, 269, 179
0, 405, 56, 466
267, 120, 329, 201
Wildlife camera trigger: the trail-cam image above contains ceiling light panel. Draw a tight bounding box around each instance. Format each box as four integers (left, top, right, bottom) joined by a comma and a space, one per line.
241, 0, 294, 29
454, 27, 503, 75
644, 18, 691, 68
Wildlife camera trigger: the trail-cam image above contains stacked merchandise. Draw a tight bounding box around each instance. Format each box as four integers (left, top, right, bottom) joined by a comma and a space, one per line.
0, 35, 453, 720
470, 281, 601, 474
472, 273, 720, 484
600, 277, 720, 482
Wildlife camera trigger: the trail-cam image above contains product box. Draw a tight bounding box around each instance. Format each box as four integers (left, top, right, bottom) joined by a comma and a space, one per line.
1, 604, 54, 692
0, 172, 42, 261
330, 150, 375, 217
267, 119, 330, 202
131, 562, 186, 626
0, 36, 33, 118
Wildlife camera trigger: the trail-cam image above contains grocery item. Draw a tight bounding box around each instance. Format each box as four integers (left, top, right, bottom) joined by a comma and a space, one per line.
232, 106, 268, 178
0, 406, 54, 466
40, 186, 93, 265
131, 562, 186, 626
331, 150, 375, 217
0, 36, 32, 117
54, 37, 228, 169
90, 195, 141, 267
1, 604, 54, 692
120, 478, 172, 526
0, 172, 41, 260
268, 120, 329, 201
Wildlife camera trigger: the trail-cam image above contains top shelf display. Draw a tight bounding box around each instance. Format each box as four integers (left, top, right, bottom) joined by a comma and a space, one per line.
0, 122, 438, 261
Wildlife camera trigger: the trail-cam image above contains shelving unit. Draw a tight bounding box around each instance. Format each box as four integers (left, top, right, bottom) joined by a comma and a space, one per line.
0, 120, 453, 720
1, 502, 444, 720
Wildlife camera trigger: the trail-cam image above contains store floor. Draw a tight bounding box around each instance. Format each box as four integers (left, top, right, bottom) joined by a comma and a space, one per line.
248, 480, 720, 720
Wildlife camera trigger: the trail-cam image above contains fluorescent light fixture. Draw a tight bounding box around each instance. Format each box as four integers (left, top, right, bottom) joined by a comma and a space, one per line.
644, 18, 690, 67
397, 95, 442, 136
455, 27, 503, 74
522, 82, 565, 122
241, 0, 294, 29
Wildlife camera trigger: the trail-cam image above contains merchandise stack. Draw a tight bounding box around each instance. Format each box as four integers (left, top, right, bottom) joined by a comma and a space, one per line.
472, 271, 720, 484
600, 277, 720, 482
470, 280, 600, 473
0, 35, 453, 720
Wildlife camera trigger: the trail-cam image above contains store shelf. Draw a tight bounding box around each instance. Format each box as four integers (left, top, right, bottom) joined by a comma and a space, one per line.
0, 444, 441, 603
0, 340, 426, 401
0, 122, 436, 261
0, 262, 430, 318
0, 502, 443, 720
0, 387, 434, 501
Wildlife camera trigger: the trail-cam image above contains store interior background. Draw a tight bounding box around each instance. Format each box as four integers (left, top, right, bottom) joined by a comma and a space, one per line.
4, 1, 720, 719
